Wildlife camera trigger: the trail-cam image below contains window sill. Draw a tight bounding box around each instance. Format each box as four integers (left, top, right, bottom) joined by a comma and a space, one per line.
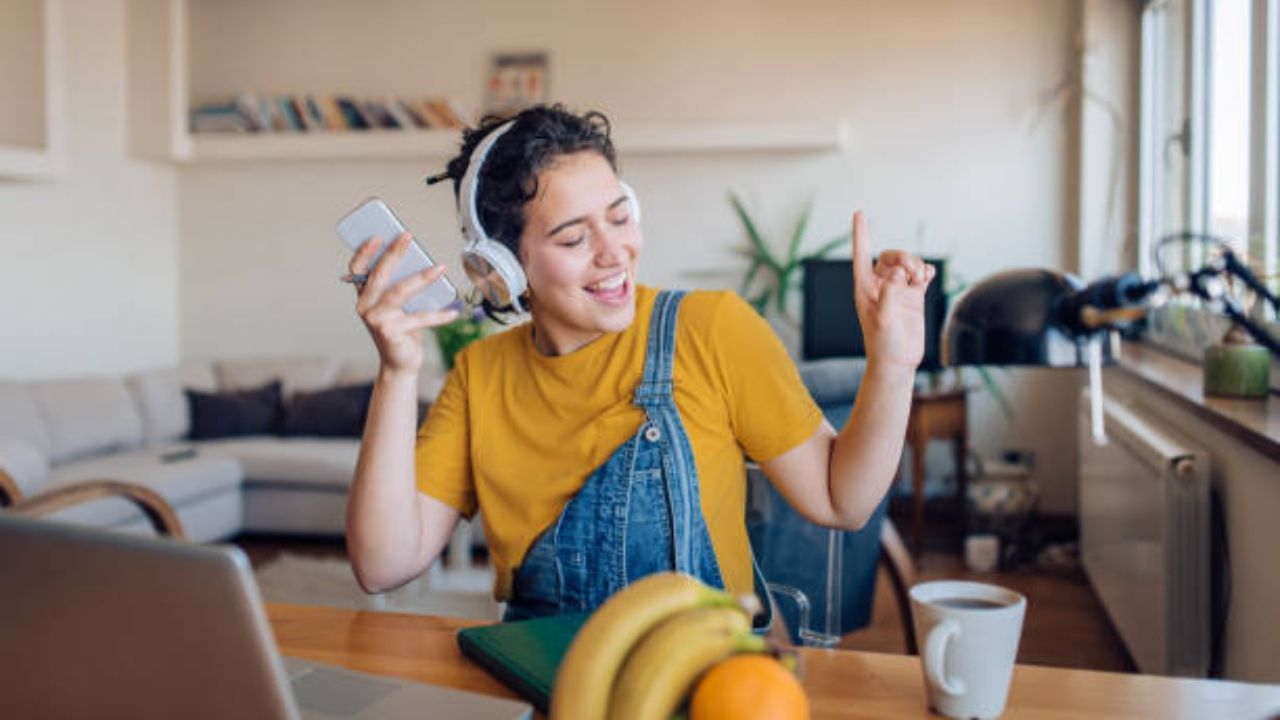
1115, 341, 1280, 462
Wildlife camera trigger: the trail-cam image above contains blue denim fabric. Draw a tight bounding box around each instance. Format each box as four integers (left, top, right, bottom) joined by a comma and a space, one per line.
505, 291, 772, 626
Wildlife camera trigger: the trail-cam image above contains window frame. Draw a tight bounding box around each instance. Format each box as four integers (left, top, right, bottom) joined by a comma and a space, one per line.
1139, 0, 1280, 374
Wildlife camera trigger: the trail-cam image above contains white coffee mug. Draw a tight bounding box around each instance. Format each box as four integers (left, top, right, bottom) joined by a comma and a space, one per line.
909, 580, 1026, 719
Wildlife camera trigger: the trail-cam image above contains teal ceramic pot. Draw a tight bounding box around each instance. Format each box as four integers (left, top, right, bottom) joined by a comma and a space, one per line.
1203, 342, 1271, 398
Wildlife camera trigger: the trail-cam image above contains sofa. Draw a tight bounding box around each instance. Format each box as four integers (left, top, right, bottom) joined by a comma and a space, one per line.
0, 355, 445, 542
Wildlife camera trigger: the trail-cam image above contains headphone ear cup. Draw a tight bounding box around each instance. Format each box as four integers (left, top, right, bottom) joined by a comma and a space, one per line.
462, 240, 528, 312
620, 181, 641, 226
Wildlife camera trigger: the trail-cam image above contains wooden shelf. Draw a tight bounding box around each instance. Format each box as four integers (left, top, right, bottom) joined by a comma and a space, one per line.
188, 129, 460, 163
129, 1, 848, 164
184, 121, 849, 163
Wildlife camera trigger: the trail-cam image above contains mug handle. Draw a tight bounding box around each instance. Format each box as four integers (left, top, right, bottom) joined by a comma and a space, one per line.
924, 618, 966, 696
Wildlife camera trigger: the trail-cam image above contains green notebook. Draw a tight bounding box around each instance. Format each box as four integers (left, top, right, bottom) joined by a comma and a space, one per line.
457, 613, 590, 713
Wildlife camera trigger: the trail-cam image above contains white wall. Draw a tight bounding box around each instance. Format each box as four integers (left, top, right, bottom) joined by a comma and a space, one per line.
0, 0, 180, 379
178, 0, 1094, 512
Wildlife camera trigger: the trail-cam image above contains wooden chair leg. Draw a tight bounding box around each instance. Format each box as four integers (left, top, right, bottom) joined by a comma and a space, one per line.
911, 442, 926, 553
879, 517, 918, 655
0, 468, 22, 507
954, 430, 969, 536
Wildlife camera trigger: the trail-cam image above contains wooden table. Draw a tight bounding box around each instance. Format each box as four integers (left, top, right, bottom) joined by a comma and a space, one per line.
904, 388, 969, 551
266, 603, 1280, 719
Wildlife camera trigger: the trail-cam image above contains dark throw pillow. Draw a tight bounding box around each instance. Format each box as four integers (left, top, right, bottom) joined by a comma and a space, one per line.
283, 383, 375, 438
185, 381, 284, 440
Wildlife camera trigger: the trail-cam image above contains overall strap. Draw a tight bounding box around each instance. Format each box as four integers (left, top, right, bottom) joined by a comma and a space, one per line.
633, 290, 685, 409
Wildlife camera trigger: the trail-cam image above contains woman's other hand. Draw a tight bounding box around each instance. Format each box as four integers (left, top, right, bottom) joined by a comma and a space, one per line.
350, 233, 460, 374
850, 212, 935, 371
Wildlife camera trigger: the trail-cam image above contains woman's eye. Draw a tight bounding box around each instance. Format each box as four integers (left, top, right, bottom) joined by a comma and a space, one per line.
609, 213, 630, 226
558, 235, 585, 248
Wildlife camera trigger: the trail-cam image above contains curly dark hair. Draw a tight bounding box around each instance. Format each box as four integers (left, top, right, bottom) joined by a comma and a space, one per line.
444, 104, 617, 319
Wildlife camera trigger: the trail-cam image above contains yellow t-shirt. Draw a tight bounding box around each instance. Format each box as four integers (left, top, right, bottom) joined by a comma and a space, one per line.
414, 285, 824, 600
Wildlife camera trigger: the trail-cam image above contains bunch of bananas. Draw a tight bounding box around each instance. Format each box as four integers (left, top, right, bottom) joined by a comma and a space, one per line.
549, 571, 794, 720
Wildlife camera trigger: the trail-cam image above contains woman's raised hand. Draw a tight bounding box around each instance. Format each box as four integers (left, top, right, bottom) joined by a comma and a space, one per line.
850, 212, 935, 372
349, 233, 460, 374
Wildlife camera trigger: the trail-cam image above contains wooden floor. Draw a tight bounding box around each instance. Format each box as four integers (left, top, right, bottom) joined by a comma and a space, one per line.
837, 551, 1135, 672
235, 519, 1135, 674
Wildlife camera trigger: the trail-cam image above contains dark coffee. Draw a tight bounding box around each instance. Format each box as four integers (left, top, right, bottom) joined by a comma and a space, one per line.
933, 597, 1008, 610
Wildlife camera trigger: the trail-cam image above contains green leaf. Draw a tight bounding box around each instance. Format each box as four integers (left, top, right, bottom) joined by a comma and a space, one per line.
748, 290, 771, 315
784, 197, 814, 266
739, 257, 764, 295
974, 366, 1014, 421
729, 192, 783, 274
776, 265, 797, 315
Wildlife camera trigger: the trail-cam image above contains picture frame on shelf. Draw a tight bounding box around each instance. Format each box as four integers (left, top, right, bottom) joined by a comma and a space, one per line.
484, 51, 549, 115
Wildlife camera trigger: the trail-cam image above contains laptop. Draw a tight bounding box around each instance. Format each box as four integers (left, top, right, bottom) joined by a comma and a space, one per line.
0, 515, 532, 720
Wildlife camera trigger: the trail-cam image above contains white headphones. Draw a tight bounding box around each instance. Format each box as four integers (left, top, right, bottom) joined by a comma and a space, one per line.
457, 119, 640, 313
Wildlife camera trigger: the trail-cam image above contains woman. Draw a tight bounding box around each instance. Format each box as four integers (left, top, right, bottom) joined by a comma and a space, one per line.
345, 105, 933, 622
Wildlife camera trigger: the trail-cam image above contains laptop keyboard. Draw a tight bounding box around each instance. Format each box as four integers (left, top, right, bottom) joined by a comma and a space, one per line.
291, 667, 399, 717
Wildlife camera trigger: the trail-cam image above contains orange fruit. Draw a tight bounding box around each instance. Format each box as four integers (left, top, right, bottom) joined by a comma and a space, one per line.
688, 653, 810, 720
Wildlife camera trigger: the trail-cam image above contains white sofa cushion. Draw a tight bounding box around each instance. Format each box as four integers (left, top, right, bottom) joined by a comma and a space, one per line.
0, 382, 53, 459
0, 435, 51, 498
196, 437, 359, 489
127, 362, 217, 445
29, 378, 144, 464
44, 445, 243, 527
216, 356, 342, 397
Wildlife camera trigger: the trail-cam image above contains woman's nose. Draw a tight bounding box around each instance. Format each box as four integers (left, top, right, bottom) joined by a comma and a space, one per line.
593, 223, 631, 264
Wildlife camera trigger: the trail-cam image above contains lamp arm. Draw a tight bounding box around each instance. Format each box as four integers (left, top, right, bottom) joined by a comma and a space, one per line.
1218, 299, 1280, 356
1219, 249, 1280, 313
1184, 266, 1280, 357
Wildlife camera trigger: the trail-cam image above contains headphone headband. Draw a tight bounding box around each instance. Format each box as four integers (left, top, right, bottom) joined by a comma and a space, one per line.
456, 120, 529, 312
458, 119, 517, 248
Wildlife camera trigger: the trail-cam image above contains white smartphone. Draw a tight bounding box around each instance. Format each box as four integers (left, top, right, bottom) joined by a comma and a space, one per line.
336, 197, 459, 314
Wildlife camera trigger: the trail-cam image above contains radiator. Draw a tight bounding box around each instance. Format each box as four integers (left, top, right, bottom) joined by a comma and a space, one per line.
1078, 391, 1211, 677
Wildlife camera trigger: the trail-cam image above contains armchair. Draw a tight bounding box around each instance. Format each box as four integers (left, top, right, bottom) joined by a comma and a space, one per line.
0, 468, 185, 539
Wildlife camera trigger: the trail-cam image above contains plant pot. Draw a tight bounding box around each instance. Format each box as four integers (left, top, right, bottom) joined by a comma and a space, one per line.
1203, 325, 1271, 399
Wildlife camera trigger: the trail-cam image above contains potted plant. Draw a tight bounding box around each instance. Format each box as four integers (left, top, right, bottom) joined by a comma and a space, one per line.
728, 191, 848, 333
434, 307, 491, 370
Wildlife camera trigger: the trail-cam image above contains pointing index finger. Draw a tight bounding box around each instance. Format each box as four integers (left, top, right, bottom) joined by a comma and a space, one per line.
851, 211, 874, 288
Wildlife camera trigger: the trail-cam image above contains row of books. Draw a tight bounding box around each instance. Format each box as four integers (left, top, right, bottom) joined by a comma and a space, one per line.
190, 93, 471, 134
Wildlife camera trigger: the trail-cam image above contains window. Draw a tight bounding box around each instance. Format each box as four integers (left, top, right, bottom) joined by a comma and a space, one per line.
1140, 0, 1279, 353
1207, 0, 1251, 249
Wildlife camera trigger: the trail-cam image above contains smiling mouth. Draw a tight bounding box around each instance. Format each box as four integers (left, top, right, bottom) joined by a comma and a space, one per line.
585, 271, 630, 301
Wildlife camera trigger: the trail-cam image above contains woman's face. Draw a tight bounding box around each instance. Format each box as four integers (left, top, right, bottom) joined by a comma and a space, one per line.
518, 151, 643, 356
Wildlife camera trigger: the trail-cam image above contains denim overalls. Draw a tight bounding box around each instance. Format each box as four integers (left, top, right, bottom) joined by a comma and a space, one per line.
503, 290, 773, 630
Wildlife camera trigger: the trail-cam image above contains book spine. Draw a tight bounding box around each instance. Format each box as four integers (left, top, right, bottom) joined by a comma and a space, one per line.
336, 96, 369, 130
290, 97, 316, 131
304, 96, 327, 131
275, 96, 301, 131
